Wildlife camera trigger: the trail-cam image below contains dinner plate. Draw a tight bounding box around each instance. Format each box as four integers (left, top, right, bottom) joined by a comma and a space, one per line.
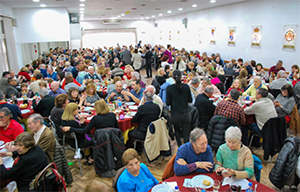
126, 102, 135, 106
191, 175, 214, 189
129, 112, 136, 116
0, 141, 4, 146
244, 100, 251, 104
84, 107, 93, 111
151, 184, 173, 192
17, 98, 24, 101
129, 106, 138, 110
21, 109, 31, 114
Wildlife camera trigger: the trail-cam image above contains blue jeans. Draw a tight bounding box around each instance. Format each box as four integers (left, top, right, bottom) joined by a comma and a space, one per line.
242, 123, 262, 145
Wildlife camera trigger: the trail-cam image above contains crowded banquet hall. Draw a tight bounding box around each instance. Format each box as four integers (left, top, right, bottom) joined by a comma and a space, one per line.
0, 0, 300, 191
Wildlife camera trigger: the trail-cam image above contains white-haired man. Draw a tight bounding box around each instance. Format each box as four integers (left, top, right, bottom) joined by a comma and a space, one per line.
269, 70, 290, 90
139, 85, 163, 112
32, 88, 55, 118
84, 66, 100, 82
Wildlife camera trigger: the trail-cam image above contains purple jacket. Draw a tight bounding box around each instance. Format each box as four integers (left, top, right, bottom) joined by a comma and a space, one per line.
164, 50, 173, 64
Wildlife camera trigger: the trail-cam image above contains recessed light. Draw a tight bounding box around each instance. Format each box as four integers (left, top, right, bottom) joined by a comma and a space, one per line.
80, 4, 85, 6
33, 0, 40, 2
141, 18, 144, 20
117, 15, 121, 18
159, 13, 163, 16
192, 4, 197, 7
210, 0, 216, 3
146, 17, 149, 19
40, 4, 46, 7
178, 8, 183, 11
79, 0, 86, 2
167, 10, 172, 13
80, 8, 85, 10
80, 11, 84, 13
121, 14, 125, 16
152, 15, 155, 17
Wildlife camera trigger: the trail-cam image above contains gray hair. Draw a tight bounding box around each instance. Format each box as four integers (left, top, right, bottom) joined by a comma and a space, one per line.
253, 76, 262, 82
38, 88, 49, 97
131, 72, 140, 79
278, 70, 286, 78
225, 126, 242, 141
0, 91, 4, 101
0, 107, 12, 118
144, 92, 154, 101
65, 72, 72, 77
245, 60, 251, 65
65, 62, 70, 66
47, 66, 53, 71
191, 77, 200, 85
203, 78, 212, 85
114, 58, 119, 63
204, 85, 214, 94
28, 113, 44, 125
147, 85, 156, 94
230, 89, 240, 100
88, 66, 94, 70
39, 64, 45, 69
190, 128, 206, 143
227, 63, 233, 68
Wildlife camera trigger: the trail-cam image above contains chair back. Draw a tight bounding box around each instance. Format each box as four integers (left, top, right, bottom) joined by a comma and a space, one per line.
215, 82, 225, 94
224, 75, 234, 92
162, 154, 176, 181
112, 166, 126, 192
270, 89, 281, 99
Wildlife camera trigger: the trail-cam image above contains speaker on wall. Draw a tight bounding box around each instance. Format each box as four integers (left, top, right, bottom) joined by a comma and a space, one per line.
154, 23, 158, 28
69, 13, 79, 24
182, 18, 187, 29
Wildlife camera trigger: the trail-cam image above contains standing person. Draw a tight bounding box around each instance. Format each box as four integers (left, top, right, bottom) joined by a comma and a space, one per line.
166, 70, 192, 146
131, 49, 142, 73
142, 46, 153, 78
164, 44, 173, 64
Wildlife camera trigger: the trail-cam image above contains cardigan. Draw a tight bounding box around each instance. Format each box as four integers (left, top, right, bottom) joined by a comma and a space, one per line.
243, 83, 268, 97
274, 94, 296, 117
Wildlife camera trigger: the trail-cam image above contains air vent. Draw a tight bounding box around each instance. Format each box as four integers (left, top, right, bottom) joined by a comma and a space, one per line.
132, 8, 137, 10
155, 8, 160, 10
141, 4, 146, 6
180, 0, 188, 2
103, 20, 122, 25
106, 8, 112, 10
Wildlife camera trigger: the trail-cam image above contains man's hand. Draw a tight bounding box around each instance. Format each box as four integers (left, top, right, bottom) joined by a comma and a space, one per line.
5, 142, 16, 152
33, 95, 38, 100
121, 90, 129, 96
222, 169, 235, 177
195, 162, 213, 171
116, 96, 123, 101
177, 158, 187, 165
215, 167, 226, 174
62, 127, 71, 132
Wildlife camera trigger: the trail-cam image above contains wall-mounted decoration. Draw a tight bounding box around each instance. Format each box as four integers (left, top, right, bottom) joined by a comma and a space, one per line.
198, 28, 202, 44
160, 31, 162, 40
177, 30, 180, 41
210, 27, 216, 44
283, 25, 297, 49
186, 29, 190, 41
228, 27, 236, 45
251, 26, 262, 46
169, 31, 172, 40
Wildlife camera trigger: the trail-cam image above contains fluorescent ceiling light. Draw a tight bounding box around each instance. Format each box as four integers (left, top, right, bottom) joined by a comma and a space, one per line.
40, 4, 46, 7
141, 18, 144, 20
79, 0, 86, 2
121, 14, 125, 16
178, 8, 183, 11
167, 10, 172, 13
192, 4, 197, 7
210, 0, 216, 3
80, 4, 85, 6
33, 0, 40, 2
159, 13, 163, 16
152, 15, 155, 17
146, 17, 149, 19
80, 8, 85, 10
117, 15, 121, 18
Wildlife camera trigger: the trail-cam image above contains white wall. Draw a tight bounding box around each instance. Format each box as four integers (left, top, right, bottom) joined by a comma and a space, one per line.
0, 3, 14, 18
154, 1, 300, 70
81, 20, 155, 45
13, 8, 70, 43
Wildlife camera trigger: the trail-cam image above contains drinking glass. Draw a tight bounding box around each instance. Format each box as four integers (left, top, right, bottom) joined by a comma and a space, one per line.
213, 180, 221, 192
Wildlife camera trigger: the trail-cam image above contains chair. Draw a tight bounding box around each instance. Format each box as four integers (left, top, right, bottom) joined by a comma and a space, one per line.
48, 116, 63, 144
270, 89, 281, 99
215, 82, 225, 94
112, 166, 126, 192
162, 154, 176, 181
224, 75, 234, 92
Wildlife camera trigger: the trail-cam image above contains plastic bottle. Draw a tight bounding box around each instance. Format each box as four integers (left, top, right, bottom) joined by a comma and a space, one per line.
246, 93, 249, 100
23, 93, 28, 104
201, 190, 206, 192
245, 182, 253, 192
118, 100, 122, 109
174, 186, 180, 192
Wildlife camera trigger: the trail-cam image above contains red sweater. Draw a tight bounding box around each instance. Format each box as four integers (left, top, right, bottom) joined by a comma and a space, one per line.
0, 119, 24, 143
18, 71, 31, 81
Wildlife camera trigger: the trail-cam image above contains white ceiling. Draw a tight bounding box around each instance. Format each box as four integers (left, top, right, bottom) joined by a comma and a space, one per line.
0, 0, 249, 21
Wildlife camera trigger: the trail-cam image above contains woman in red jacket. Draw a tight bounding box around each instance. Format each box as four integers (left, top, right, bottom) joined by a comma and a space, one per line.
18, 67, 31, 81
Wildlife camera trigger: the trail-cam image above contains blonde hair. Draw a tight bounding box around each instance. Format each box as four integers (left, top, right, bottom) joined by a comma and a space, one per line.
124, 65, 134, 73
97, 65, 105, 76
122, 148, 141, 165
231, 79, 241, 89
95, 100, 110, 115
21, 67, 28, 72
157, 68, 165, 77
86, 83, 96, 95
61, 103, 78, 121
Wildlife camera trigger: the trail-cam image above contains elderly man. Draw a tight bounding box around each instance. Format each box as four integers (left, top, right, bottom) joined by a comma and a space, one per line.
139, 85, 163, 112
269, 70, 290, 90
123, 80, 145, 104
111, 58, 120, 70
106, 81, 128, 101
63, 61, 73, 72
5, 78, 18, 99
242, 88, 277, 145
269, 60, 285, 76
0, 107, 24, 142
0, 72, 11, 94
46, 66, 57, 81
189, 77, 200, 105
194, 86, 216, 130
243, 76, 268, 99
29, 73, 44, 94
49, 81, 66, 97
214, 89, 245, 127
224, 63, 236, 76
174, 128, 213, 176
27, 113, 55, 162
84, 66, 101, 81
121, 46, 132, 65
112, 63, 124, 78
0, 91, 21, 122
128, 91, 161, 152
38, 64, 47, 78
32, 88, 55, 118
124, 71, 145, 88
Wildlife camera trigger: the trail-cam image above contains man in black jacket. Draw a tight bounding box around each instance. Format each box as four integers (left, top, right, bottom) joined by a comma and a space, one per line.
32, 88, 55, 118
194, 85, 216, 131
128, 91, 161, 152
142, 46, 153, 78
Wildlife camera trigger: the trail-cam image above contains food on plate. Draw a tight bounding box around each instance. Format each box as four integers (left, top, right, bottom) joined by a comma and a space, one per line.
19, 104, 28, 109
203, 179, 211, 186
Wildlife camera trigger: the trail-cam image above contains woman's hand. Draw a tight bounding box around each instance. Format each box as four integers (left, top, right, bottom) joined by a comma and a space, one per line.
5, 142, 16, 152
222, 169, 236, 177
62, 127, 71, 132
215, 167, 226, 174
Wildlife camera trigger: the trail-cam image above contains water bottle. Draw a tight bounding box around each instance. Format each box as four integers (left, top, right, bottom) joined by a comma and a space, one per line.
246, 93, 249, 100
174, 186, 180, 192
201, 190, 206, 192
245, 182, 253, 192
118, 100, 122, 109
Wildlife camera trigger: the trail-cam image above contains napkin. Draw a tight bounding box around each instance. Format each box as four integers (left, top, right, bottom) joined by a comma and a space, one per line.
183, 178, 193, 188
166, 181, 178, 189
222, 177, 249, 190
87, 116, 93, 121
129, 106, 138, 110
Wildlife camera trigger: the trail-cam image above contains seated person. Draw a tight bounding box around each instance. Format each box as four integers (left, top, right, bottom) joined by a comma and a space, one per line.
0, 107, 24, 142
64, 76, 86, 93
116, 148, 158, 192
122, 79, 145, 104
227, 79, 243, 94
198, 78, 221, 96
269, 70, 289, 90
49, 81, 66, 97
164, 65, 171, 79
84, 66, 101, 82
128, 92, 161, 152
236, 69, 248, 90
17, 83, 34, 98
107, 76, 122, 95
50, 94, 69, 138
274, 84, 295, 117
155, 68, 166, 85
288, 64, 300, 81
32, 88, 55, 118
224, 63, 236, 76
243, 76, 267, 99
106, 81, 129, 102
123, 65, 134, 80
0, 91, 21, 122
174, 128, 213, 176
185, 62, 196, 74
68, 87, 85, 109
269, 60, 285, 76
85, 83, 100, 106
215, 126, 254, 179
5, 77, 18, 99
0, 132, 48, 192
112, 63, 124, 78
139, 85, 163, 112
209, 70, 221, 85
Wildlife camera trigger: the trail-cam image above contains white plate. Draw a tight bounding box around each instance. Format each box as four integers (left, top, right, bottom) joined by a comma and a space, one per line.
151, 184, 173, 192
244, 100, 251, 104
191, 175, 214, 189
129, 106, 138, 110
21, 109, 30, 114
84, 107, 93, 111
126, 102, 135, 106
17, 98, 24, 101
128, 112, 136, 116
0, 141, 4, 146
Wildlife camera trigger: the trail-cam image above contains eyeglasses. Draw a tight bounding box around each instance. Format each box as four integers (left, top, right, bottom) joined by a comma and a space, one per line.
0, 115, 7, 119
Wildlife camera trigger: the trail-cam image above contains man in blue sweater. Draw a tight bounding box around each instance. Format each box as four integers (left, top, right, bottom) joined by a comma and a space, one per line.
174, 128, 214, 176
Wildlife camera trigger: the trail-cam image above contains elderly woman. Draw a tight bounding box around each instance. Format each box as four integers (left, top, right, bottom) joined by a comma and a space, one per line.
185, 61, 196, 74
17, 82, 34, 98
215, 126, 254, 179
0, 132, 48, 191
243, 76, 267, 99
18, 67, 31, 82
85, 83, 100, 106
274, 84, 296, 117
198, 78, 221, 96
116, 148, 158, 192
31, 69, 41, 82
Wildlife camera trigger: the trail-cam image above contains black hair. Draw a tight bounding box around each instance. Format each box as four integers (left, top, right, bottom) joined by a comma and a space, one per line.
257, 88, 268, 98
36, 73, 44, 80
281, 84, 294, 98
165, 65, 170, 70
2, 71, 10, 77
132, 79, 140, 86
172, 70, 182, 90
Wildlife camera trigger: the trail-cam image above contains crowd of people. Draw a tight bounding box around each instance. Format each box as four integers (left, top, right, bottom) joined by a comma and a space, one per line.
0, 42, 299, 191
